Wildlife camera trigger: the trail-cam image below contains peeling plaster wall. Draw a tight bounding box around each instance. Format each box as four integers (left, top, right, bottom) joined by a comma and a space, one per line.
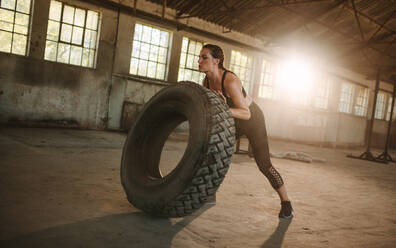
257, 98, 367, 147
0, 0, 117, 129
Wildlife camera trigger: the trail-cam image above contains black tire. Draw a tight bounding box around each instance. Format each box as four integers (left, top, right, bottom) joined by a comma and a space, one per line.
120, 81, 235, 217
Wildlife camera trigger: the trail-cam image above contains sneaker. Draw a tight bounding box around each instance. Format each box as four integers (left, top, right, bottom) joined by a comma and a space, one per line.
279, 201, 293, 219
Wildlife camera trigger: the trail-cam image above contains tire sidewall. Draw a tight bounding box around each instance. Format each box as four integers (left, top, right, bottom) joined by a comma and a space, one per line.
121, 82, 211, 209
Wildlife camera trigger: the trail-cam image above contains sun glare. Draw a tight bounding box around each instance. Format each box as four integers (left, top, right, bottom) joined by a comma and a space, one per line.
277, 56, 315, 102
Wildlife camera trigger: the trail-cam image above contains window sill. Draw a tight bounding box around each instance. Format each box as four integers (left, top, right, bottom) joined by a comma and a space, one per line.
113, 73, 175, 86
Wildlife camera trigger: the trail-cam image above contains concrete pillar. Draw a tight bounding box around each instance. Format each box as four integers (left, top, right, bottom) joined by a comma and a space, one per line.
327, 76, 342, 145
107, 11, 135, 130
29, 0, 50, 59
112, 11, 135, 75
167, 31, 183, 83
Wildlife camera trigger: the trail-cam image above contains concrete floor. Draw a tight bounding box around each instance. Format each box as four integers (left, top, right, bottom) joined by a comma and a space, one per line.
0, 126, 396, 248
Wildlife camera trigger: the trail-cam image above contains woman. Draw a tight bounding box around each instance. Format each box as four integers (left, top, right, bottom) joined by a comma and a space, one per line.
198, 44, 293, 219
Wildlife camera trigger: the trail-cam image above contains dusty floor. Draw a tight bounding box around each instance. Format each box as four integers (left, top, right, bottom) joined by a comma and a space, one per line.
0, 126, 396, 248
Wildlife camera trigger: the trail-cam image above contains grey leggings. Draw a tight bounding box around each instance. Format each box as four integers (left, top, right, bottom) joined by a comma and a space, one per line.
235, 101, 284, 190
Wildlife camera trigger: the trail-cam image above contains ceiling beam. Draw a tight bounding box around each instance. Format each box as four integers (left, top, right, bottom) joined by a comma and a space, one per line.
339, 10, 396, 57
343, 3, 396, 36
176, 0, 332, 19
264, 0, 347, 45
175, 0, 204, 17
276, 4, 396, 62
350, 0, 365, 41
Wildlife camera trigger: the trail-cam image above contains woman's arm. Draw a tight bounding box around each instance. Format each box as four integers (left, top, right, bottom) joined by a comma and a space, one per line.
223, 73, 251, 120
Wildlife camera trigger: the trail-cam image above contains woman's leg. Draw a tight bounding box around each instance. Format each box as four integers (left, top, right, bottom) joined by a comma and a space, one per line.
276, 185, 290, 202
248, 137, 293, 218
238, 103, 293, 217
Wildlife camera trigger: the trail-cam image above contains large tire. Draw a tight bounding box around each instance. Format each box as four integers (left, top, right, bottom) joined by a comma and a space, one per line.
120, 81, 235, 217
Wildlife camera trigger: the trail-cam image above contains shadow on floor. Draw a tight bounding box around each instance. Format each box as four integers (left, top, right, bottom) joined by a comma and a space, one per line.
261, 218, 292, 248
1, 205, 214, 248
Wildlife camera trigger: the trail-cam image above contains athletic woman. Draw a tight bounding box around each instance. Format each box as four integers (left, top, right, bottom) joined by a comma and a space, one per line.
198, 44, 293, 218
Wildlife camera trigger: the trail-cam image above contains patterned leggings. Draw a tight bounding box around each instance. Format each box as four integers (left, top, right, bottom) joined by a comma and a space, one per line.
235, 101, 284, 190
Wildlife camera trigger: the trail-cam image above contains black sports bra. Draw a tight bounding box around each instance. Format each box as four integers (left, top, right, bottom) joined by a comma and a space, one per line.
205, 70, 247, 108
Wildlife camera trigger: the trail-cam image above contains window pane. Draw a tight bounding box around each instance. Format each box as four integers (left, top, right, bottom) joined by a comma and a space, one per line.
60, 23, 72, 42
195, 43, 202, 54
57, 43, 70, 63
63, 5, 74, 24
134, 23, 142, 40
72, 26, 83, 45
149, 45, 158, 62
130, 58, 138, 74
47, 20, 60, 41
178, 68, 184, 81
45, 1, 100, 67
131, 40, 140, 58
188, 41, 195, 54
70, 45, 82, 65
74, 9, 85, 27
16, 0, 31, 14
192, 71, 199, 82
179, 53, 186, 68
142, 25, 151, 42
140, 42, 149, 60
86, 11, 98, 30
151, 28, 160, 45
138, 60, 148, 76
11, 33, 26, 55
0, 30, 12, 52
160, 31, 168, 47
181, 37, 188, 52
82, 48, 90, 67
193, 55, 199, 70
88, 49, 95, 67
0, 9, 14, 32
44, 40, 57, 61
184, 68, 192, 80
14, 13, 29, 35
158, 47, 167, 63
130, 23, 171, 79
1, 0, 16, 10
186, 54, 193, 68
84, 29, 97, 48
230, 49, 253, 93
147, 61, 156, 78
49, 0, 62, 21
156, 63, 165, 80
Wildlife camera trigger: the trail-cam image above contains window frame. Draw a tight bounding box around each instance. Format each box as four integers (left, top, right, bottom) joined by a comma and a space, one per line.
177, 36, 205, 84
338, 82, 354, 114
229, 49, 254, 94
0, 0, 33, 56
314, 75, 332, 110
258, 58, 276, 99
44, 0, 101, 68
374, 91, 387, 120
353, 86, 369, 117
129, 22, 172, 81
385, 95, 394, 121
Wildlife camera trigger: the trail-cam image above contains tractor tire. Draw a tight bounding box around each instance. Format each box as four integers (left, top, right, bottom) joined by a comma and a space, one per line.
121, 81, 235, 217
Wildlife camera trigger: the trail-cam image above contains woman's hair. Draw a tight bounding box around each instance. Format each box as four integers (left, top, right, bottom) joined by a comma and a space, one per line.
203, 44, 225, 69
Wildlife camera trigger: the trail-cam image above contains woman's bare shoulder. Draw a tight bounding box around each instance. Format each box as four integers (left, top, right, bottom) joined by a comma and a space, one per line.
224, 71, 242, 88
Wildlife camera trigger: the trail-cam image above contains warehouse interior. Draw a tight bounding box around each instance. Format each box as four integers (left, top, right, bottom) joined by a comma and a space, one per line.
1, 0, 396, 247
